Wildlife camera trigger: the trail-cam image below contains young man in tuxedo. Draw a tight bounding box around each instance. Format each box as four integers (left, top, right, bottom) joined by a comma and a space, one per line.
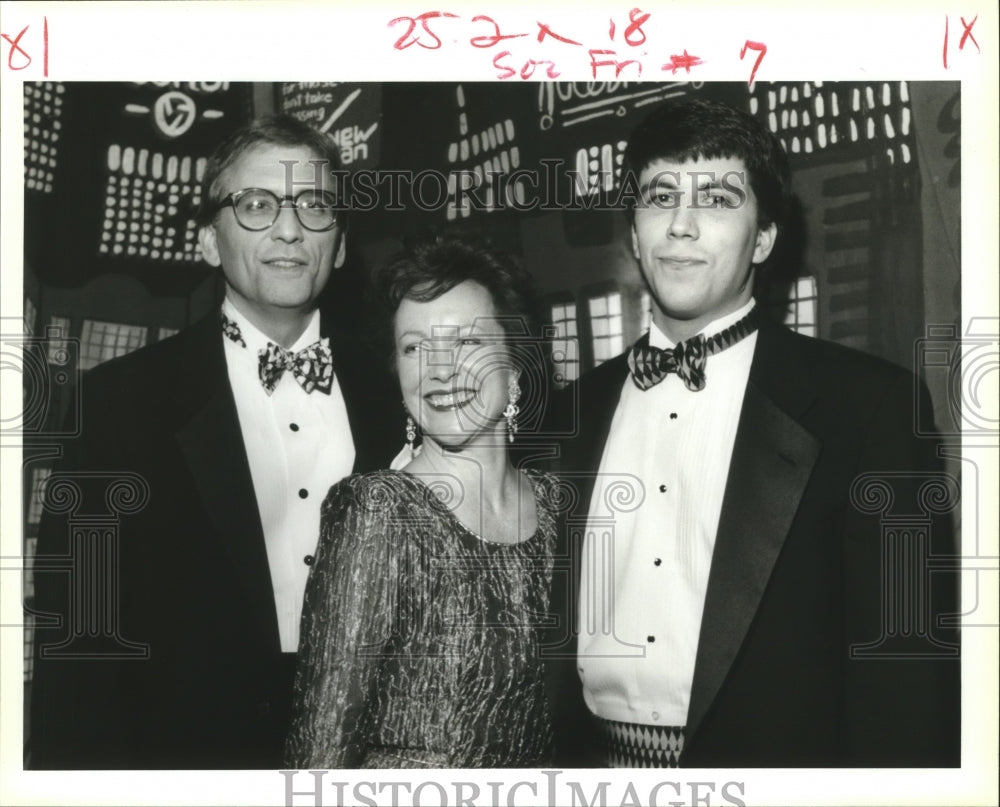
28, 116, 398, 769
548, 97, 959, 767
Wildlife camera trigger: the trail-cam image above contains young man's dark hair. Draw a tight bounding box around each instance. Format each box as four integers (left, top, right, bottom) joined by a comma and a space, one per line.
622, 97, 791, 231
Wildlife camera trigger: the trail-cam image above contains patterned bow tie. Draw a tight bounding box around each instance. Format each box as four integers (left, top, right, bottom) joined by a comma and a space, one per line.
222, 313, 334, 395
258, 340, 334, 395
628, 308, 759, 392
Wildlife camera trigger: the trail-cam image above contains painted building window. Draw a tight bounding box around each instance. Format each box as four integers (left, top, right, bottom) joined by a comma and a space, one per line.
24, 82, 65, 194
45, 316, 71, 364
24, 296, 38, 335
27, 467, 51, 526
588, 291, 624, 366
549, 301, 580, 388
777, 276, 818, 337
750, 80, 915, 166
80, 319, 148, 371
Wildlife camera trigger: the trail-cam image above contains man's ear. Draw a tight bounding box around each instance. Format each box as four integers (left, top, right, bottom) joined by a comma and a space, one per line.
198, 225, 222, 268
753, 221, 777, 265
334, 230, 347, 269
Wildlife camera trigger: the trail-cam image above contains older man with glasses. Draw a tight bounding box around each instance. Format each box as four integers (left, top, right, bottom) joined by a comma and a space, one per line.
29, 116, 398, 769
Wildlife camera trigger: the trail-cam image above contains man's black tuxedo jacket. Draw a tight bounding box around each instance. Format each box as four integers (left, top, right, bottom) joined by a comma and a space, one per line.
545, 319, 960, 767
28, 311, 400, 769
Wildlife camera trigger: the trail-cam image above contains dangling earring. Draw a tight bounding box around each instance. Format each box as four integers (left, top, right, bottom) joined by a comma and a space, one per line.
405, 412, 417, 457
503, 379, 521, 443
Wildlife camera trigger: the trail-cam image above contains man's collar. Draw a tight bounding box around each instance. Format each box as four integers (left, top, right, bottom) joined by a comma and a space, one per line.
221, 297, 321, 353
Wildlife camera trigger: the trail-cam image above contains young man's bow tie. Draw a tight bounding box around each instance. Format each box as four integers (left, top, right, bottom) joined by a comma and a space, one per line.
627, 308, 758, 392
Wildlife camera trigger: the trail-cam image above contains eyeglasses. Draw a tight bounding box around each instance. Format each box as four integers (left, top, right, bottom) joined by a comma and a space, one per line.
213, 188, 342, 232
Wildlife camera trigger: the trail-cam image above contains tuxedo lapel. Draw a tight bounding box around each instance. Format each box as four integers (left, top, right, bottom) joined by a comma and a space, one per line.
172, 314, 281, 650
685, 323, 821, 742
